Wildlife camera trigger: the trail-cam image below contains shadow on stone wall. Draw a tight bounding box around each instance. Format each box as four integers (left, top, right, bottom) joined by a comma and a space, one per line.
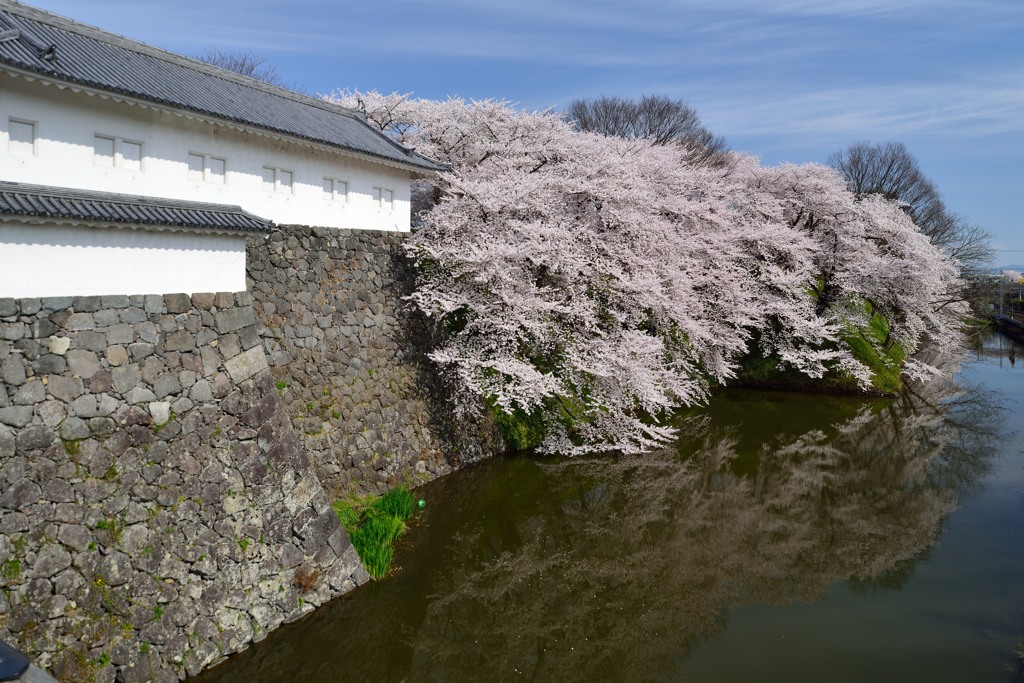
246, 226, 503, 497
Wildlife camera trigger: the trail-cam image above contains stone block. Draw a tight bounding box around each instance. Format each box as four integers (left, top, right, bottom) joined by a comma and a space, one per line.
34, 543, 72, 578
60, 416, 91, 441
153, 373, 181, 399
0, 322, 24, 341
58, 524, 93, 552
164, 293, 192, 314
40, 296, 73, 312
125, 386, 157, 405
37, 400, 66, 427
106, 345, 130, 366
128, 342, 155, 361
144, 294, 165, 313
218, 333, 241, 359
75, 330, 108, 351
214, 307, 256, 334
66, 349, 100, 379
191, 292, 216, 310
120, 306, 148, 324
94, 308, 120, 327
0, 405, 33, 428
224, 346, 268, 383
0, 423, 13, 458
48, 336, 71, 355
48, 375, 84, 402
136, 321, 160, 344
88, 416, 116, 436
164, 330, 195, 352
111, 364, 142, 394
106, 323, 135, 345
1, 353, 27, 385
211, 373, 231, 398
0, 298, 17, 317
149, 401, 171, 425
189, 380, 214, 403
65, 312, 96, 331
90, 370, 113, 394
16, 424, 54, 450
32, 354, 67, 375
100, 294, 130, 309
32, 317, 58, 338
13, 379, 44, 405
100, 551, 134, 587
72, 295, 102, 312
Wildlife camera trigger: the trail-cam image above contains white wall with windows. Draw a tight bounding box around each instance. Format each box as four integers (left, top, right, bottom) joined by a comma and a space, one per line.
0, 72, 416, 232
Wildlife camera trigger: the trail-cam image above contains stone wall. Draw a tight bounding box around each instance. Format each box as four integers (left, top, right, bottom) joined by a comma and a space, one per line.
0, 293, 366, 683
246, 226, 502, 496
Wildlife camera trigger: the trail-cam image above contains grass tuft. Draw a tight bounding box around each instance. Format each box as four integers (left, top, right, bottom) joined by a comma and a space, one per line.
333, 485, 415, 580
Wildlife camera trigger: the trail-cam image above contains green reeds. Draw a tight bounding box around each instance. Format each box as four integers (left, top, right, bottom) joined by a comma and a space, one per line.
333, 486, 415, 580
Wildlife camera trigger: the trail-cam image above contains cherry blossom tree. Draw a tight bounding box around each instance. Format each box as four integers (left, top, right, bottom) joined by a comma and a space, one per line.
327, 90, 967, 453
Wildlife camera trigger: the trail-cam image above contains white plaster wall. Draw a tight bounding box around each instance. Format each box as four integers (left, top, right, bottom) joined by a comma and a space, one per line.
0, 72, 415, 232
0, 222, 248, 297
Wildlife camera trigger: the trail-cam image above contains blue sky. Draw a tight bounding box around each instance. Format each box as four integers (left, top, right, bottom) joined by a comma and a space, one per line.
28, 0, 1024, 264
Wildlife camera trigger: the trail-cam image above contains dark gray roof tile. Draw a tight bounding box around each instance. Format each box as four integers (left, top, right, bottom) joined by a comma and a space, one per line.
0, 1, 448, 173
0, 181, 274, 233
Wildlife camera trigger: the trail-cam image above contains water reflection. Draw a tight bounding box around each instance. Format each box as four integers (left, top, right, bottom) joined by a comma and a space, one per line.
194, 339, 1010, 683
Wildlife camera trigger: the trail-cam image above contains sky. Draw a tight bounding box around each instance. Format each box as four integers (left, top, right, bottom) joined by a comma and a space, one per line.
24, 0, 1024, 266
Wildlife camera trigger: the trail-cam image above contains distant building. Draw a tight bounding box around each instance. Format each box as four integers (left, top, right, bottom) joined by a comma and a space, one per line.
0, 0, 445, 297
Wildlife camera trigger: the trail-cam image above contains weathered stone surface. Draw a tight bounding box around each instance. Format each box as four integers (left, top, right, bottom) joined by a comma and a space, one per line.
33, 353, 67, 375
223, 346, 268, 383
0, 478, 42, 507
164, 293, 191, 314
0, 405, 33, 427
111, 364, 142, 393
149, 401, 171, 425
66, 349, 101, 379
13, 379, 44, 405
65, 312, 96, 331
34, 543, 73, 578
106, 345, 130, 366
214, 307, 257, 335
100, 551, 134, 587
47, 375, 84, 402
48, 336, 71, 355
60, 416, 91, 441
1, 353, 27, 386
17, 424, 54, 450
164, 330, 194, 352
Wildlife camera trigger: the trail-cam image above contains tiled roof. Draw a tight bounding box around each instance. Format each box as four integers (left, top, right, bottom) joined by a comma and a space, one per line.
0, 1, 447, 173
0, 181, 274, 233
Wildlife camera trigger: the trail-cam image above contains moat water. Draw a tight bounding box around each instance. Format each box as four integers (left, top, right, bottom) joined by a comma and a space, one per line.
194, 331, 1024, 682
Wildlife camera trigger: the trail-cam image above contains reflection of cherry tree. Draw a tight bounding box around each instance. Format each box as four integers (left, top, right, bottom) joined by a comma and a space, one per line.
389, 379, 1000, 682
193, 373, 1003, 683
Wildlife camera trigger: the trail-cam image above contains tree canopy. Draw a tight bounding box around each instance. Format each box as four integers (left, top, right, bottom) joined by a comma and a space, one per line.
566, 94, 727, 166
828, 141, 991, 276
193, 48, 293, 89
328, 91, 968, 455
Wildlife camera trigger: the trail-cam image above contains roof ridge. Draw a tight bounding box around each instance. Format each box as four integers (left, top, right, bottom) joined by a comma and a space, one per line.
0, 180, 274, 232
0, 180, 259, 216
0, 0, 367, 121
